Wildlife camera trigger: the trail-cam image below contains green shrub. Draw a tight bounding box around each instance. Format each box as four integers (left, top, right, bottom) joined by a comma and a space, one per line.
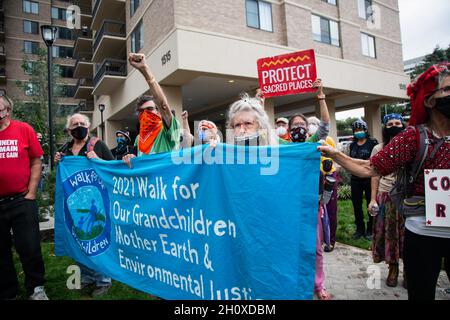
337, 184, 351, 200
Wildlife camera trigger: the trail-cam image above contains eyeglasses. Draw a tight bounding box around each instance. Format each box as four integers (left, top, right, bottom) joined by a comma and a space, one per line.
70, 122, 87, 128
233, 121, 255, 130
0, 92, 13, 109
137, 106, 158, 114
434, 86, 450, 95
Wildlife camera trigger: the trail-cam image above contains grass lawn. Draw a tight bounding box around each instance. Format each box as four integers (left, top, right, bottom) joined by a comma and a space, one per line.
12, 200, 369, 300
336, 199, 372, 251
13, 242, 156, 300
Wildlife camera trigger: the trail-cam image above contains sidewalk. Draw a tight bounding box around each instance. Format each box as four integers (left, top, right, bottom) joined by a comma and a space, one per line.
323, 242, 450, 300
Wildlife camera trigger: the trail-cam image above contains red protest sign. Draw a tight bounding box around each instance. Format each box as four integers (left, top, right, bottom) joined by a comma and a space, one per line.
257, 49, 317, 98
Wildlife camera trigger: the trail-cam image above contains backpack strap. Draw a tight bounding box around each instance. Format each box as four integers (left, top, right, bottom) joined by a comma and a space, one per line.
86, 137, 100, 153
404, 125, 429, 196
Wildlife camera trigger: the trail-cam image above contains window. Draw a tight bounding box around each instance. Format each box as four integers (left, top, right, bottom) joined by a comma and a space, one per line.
56, 27, 74, 40
322, 0, 337, 5
55, 85, 76, 97
52, 46, 74, 59
361, 33, 376, 58
131, 20, 144, 52
52, 7, 67, 21
24, 41, 39, 54
56, 65, 75, 78
130, 0, 140, 17
24, 20, 39, 34
245, 0, 273, 32
311, 15, 340, 46
358, 0, 373, 21
25, 83, 39, 96
24, 61, 36, 75
23, 1, 39, 14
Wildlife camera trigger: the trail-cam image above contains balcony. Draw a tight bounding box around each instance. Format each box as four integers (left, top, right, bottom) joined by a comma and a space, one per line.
91, 0, 126, 31
73, 27, 93, 58
0, 24, 4, 42
92, 20, 126, 63
0, 45, 5, 63
74, 78, 94, 99
74, 0, 93, 27
93, 59, 127, 96
0, 68, 6, 85
76, 99, 95, 114
74, 52, 93, 78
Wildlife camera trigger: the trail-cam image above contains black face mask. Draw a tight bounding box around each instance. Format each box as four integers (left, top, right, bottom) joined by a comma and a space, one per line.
234, 133, 260, 146
434, 95, 450, 119
386, 126, 404, 139
70, 126, 88, 140
290, 126, 308, 143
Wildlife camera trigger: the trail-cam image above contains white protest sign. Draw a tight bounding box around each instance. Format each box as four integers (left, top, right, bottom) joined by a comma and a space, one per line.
425, 169, 450, 228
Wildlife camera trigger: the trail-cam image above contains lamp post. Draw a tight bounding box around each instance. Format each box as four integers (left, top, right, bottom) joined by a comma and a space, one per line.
98, 104, 105, 139
41, 25, 58, 171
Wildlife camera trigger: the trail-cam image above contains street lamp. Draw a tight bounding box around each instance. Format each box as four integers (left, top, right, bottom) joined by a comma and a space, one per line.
41, 25, 58, 171
98, 104, 105, 139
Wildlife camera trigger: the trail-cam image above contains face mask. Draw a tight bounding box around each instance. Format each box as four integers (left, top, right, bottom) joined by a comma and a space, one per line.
198, 130, 207, 144
354, 132, 366, 140
434, 95, 450, 118
290, 126, 308, 143
70, 126, 88, 140
308, 124, 318, 135
116, 137, 126, 145
386, 126, 404, 139
234, 133, 260, 146
276, 126, 287, 137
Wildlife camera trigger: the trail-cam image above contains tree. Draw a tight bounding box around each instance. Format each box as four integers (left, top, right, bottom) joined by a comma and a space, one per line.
410, 44, 450, 80
13, 48, 67, 165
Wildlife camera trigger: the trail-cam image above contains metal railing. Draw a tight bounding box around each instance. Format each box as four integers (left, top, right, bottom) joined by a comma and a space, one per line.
93, 20, 126, 52
76, 99, 95, 112
92, 0, 101, 21
73, 0, 92, 15
93, 59, 127, 87
76, 27, 93, 39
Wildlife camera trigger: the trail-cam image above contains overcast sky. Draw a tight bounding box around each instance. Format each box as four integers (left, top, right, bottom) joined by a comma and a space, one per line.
398, 0, 450, 61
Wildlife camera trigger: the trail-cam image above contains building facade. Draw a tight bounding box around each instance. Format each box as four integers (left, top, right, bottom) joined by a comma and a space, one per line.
1, 0, 90, 126
5, 0, 411, 146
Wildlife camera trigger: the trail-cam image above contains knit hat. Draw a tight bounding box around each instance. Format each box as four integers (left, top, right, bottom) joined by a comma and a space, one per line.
351, 119, 368, 131
407, 62, 450, 125
115, 129, 131, 143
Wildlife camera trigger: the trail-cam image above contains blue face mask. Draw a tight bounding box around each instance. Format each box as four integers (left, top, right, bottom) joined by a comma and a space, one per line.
116, 137, 126, 145
354, 132, 366, 139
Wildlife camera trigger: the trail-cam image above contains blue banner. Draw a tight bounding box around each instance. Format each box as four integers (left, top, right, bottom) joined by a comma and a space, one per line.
55, 143, 320, 300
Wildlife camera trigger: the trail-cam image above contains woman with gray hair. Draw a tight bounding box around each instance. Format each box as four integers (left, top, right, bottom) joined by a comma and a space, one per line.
226, 92, 278, 146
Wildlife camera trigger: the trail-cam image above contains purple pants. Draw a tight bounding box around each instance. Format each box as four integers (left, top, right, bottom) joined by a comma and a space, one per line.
325, 172, 338, 246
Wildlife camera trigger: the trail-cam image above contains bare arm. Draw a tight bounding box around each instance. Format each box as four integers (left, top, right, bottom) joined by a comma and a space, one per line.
129, 53, 173, 128
25, 157, 42, 200
318, 145, 378, 178
314, 79, 330, 124
181, 110, 193, 148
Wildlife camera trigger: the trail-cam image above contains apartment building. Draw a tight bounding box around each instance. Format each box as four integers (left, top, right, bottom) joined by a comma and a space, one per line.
0, 0, 88, 124
5, 0, 411, 146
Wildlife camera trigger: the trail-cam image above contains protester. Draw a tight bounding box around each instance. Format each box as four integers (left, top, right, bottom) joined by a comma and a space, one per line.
318, 63, 450, 300
308, 116, 338, 252
345, 119, 378, 240
110, 129, 136, 160
288, 79, 330, 143
54, 113, 114, 297
275, 117, 290, 141
369, 113, 406, 287
288, 79, 332, 300
0, 94, 48, 300
226, 92, 278, 146
122, 53, 181, 168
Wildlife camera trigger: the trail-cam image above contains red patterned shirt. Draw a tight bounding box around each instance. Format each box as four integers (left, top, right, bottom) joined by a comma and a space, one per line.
370, 126, 450, 196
